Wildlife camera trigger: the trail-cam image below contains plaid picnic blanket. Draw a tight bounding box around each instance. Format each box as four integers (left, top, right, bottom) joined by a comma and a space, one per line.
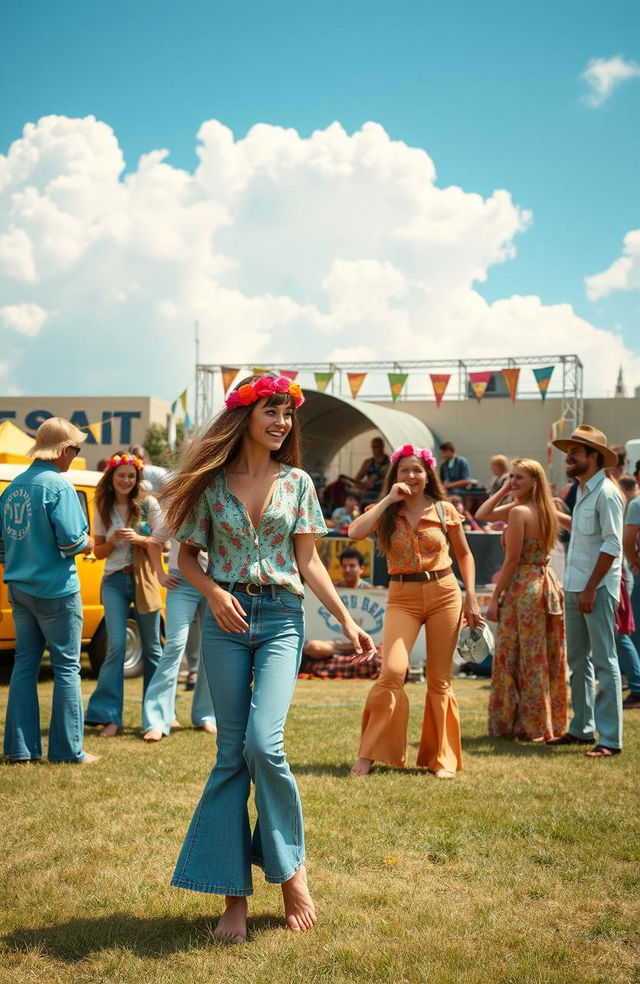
298, 649, 381, 680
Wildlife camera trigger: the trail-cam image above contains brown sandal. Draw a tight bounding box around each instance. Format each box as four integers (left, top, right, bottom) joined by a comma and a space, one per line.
585, 744, 621, 758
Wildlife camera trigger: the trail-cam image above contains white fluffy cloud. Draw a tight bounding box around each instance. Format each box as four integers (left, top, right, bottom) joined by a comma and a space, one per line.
0, 114, 638, 399
585, 229, 640, 300
581, 55, 640, 107
0, 302, 48, 336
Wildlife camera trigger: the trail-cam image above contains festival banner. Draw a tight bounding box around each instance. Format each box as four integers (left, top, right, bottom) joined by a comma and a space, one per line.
347, 372, 367, 399
429, 373, 451, 408
279, 370, 299, 380
179, 388, 188, 414
533, 366, 554, 401
167, 412, 177, 451
468, 371, 492, 402
501, 367, 520, 403
387, 372, 408, 403
314, 371, 334, 392
220, 366, 239, 393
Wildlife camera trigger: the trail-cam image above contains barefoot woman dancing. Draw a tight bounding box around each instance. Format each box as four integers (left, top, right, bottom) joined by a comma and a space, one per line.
350, 445, 482, 779
163, 374, 375, 941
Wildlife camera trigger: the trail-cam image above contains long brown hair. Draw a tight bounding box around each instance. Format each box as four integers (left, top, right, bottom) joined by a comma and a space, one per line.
94, 452, 143, 530
376, 454, 446, 555
162, 375, 303, 534
510, 457, 558, 554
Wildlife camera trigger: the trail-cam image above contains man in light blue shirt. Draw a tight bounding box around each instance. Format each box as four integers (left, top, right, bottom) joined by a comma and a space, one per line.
550, 425, 623, 757
1, 418, 98, 764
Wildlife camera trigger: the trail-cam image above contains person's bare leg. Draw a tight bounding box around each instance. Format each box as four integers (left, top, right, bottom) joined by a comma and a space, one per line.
281, 865, 317, 932
213, 896, 248, 943
351, 757, 374, 776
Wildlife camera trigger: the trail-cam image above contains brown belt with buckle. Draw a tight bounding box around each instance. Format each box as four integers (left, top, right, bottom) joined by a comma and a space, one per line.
390, 567, 453, 583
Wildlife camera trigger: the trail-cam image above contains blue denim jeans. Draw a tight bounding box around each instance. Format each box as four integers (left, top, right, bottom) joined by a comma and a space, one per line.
4, 586, 85, 762
171, 585, 304, 896
565, 587, 623, 749
626, 576, 640, 696
86, 570, 162, 727
142, 570, 215, 735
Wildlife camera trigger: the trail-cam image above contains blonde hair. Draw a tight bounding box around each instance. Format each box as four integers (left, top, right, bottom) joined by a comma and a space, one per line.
510, 457, 558, 554
28, 417, 87, 460
490, 454, 509, 474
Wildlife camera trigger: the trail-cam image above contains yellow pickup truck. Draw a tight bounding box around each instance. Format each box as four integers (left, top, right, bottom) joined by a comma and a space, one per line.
0, 462, 160, 676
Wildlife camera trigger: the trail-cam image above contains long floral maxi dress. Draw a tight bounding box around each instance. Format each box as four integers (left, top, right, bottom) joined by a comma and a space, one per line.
488, 538, 568, 741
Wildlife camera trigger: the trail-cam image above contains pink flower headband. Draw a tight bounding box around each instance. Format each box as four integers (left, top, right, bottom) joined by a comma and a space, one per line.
390, 444, 436, 468
226, 376, 305, 410
106, 454, 144, 471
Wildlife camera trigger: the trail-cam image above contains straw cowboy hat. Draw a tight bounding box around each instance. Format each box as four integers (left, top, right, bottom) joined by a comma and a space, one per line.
552, 424, 617, 469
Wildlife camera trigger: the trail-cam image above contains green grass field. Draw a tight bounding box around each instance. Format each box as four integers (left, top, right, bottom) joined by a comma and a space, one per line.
1, 666, 639, 984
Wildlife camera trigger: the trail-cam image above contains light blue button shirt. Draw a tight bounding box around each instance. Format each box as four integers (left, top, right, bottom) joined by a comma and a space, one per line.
565, 469, 623, 599
0, 461, 89, 598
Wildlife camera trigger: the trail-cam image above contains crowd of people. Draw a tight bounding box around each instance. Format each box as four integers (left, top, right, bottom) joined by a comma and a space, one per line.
1, 382, 638, 941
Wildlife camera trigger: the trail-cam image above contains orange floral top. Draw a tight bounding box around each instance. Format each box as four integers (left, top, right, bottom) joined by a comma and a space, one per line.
384, 500, 462, 574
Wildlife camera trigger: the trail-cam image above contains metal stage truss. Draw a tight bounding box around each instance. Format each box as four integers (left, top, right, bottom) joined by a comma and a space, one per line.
195, 354, 583, 431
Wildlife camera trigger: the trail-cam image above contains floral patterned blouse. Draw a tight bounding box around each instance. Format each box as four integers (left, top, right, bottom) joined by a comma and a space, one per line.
177, 464, 327, 596
384, 500, 462, 574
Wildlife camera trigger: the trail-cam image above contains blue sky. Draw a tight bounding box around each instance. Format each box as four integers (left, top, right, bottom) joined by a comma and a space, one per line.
1, 0, 639, 397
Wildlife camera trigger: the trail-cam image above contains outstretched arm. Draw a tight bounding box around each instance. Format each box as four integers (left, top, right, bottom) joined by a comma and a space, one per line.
294, 534, 377, 663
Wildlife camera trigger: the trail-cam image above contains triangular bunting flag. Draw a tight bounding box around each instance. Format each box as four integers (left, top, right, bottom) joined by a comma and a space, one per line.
533, 366, 554, 401
279, 370, 299, 380
387, 372, 408, 403
314, 371, 334, 392
179, 388, 188, 414
184, 411, 193, 433
221, 366, 239, 393
347, 372, 367, 399
86, 420, 102, 443
252, 366, 268, 376
469, 371, 492, 402
501, 368, 520, 403
429, 373, 451, 408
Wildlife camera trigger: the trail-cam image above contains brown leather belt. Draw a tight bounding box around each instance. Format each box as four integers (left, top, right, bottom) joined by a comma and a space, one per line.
120, 565, 134, 574
390, 567, 453, 583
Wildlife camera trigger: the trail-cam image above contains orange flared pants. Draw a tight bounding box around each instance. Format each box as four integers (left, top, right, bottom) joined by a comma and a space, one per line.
358, 574, 463, 773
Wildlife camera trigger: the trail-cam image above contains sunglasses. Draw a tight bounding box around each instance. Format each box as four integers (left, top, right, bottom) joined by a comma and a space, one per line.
67, 445, 81, 458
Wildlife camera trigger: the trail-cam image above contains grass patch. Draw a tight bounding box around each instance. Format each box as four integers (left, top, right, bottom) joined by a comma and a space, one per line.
1, 663, 639, 984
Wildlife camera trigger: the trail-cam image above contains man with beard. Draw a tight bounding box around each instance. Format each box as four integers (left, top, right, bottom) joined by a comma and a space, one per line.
549, 425, 624, 757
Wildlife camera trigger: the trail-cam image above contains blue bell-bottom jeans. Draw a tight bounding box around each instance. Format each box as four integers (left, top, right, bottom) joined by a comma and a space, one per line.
142, 570, 215, 735
86, 570, 162, 727
565, 587, 623, 749
4, 585, 85, 762
171, 585, 305, 895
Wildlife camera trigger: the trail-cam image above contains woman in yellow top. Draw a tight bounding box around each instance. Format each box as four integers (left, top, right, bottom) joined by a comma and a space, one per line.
350, 445, 483, 779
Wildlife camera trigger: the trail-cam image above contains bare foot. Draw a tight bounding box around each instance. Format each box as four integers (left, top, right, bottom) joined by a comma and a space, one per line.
197, 721, 217, 734
143, 729, 163, 743
80, 753, 101, 765
214, 896, 248, 943
434, 769, 455, 780
351, 757, 374, 776
98, 723, 120, 738
171, 720, 182, 730
281, 866, 317, 932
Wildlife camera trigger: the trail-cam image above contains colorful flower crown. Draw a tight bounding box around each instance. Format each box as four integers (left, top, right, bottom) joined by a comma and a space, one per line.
225, 375, 305, 410
390, 444, 437, 468
106, 454, 144, 471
